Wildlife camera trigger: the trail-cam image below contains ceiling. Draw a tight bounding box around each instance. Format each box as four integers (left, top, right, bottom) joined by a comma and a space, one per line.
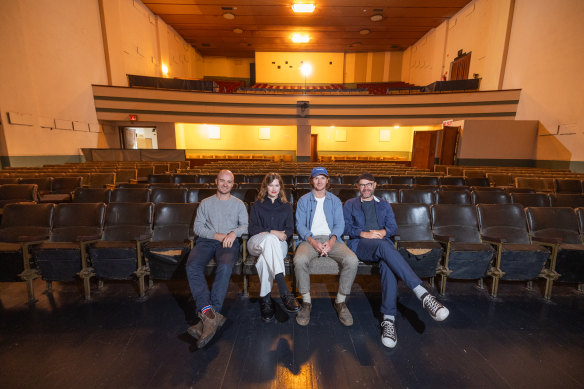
142, 0, 472, 57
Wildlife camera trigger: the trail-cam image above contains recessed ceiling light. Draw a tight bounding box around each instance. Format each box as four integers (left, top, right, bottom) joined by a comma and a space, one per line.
292, 34, 310, 43
370, 14, 383, 21
223, 12, 235, 20
233, 28, 243, 34
360, 29, 370, 35
292, 3, 316, 13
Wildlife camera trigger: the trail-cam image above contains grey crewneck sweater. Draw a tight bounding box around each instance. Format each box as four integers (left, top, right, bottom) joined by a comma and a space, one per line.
194, 194, 248, 239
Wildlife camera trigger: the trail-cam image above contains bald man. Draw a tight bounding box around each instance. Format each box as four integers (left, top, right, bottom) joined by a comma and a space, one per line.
186, 170, 248, 348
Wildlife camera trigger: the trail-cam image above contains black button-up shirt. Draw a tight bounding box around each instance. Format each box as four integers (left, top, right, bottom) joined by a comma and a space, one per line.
249, 196, 294, 238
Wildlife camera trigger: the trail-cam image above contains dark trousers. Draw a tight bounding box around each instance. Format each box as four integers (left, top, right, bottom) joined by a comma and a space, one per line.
186, 237, 239, 313
356, 239, 422, 316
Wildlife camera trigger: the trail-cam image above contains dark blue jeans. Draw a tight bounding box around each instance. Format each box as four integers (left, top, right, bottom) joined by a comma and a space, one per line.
186, 237, 240, 313
356, 239, 422, 316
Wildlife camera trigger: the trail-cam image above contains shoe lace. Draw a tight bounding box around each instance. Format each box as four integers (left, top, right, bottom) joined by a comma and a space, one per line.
381, 320, 395, 340
424, 295, 443, 316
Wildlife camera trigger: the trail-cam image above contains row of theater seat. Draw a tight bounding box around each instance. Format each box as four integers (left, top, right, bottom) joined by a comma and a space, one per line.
1, 200, 583, 304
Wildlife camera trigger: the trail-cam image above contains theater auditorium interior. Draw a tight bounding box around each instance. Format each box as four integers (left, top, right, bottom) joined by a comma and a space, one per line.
1, 0, 584, 387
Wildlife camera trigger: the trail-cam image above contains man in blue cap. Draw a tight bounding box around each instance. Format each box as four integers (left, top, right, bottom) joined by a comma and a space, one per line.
293, 167, 359, 327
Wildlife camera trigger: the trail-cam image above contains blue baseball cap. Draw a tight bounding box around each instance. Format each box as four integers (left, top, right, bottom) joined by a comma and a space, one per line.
311, 167, 329, 178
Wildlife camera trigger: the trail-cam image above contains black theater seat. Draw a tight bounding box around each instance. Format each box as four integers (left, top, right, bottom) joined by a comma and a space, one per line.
477, 204, 549, 297
526, 207, 584, 298
435, 190, 471, 204
150, 187, 187, 204
32, 202, 106, 300
471, 190, 511, 205
399, 189, 434, 205
88, 202, 154, 298
550, 194, 584, 208
431, 204, 495, 294
0, 184, 39, 212
39, 176, 83, 203
0, 203, 53, 303
510, 192, 550, 207
144, 203, 197, 280
110, 188, 151, 203
554, 178, 583, 194
391, 203, 443, 281
73, 187, 110, 203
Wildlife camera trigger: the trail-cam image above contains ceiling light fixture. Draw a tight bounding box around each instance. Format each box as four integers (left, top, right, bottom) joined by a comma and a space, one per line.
292, 34, 310, 43
360, 29, 370, 35
292, 3, 316, 13
223, 12, 235, 20
233, 28, 243, 34
370, 14, 383, 21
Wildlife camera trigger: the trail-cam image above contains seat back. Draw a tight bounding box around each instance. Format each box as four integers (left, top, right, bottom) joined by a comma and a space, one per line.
172, 174, 198, 184
399, 189, 434, 205
511, 192, 549, 208
115, 169, 137, 184
19, 177, 52, 194
577, 208, 584, 236
73, 188, 111, 203
376, 189, 398, 204
390, 175, 413, 185
51, 202, 106, 241
471, 190, 511, 205
0, 184, 39, 205
52, 177, 83, 193
476, 204, 530, 244
550, 194, 584, 208
102, 202, 154, 241
86, 172, 116, 188
136, 165, 155, 180
515, 177, 552, 192
151, 203, 198, 242
525, 207, 581, 244
435, 190, 471, 204
341, 175, 360, 185
231, 188, 258, 204
431, 204, 482, 242
110, 188, 151, 203
0, 178, 20, 185
413, 176, 439, 186
151, 188, 187, 204
391, 203, 434, 241
486, 172, 512, 187
337, 189, 360, 203
466, 177, 490, 187
148, 174, 172, 184
440, 176, 466, 186
0, 203, 54, 242
554, 178, 582, 194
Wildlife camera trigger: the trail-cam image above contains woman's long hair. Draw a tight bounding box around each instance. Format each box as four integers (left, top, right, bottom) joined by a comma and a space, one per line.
258, 172, 288, 203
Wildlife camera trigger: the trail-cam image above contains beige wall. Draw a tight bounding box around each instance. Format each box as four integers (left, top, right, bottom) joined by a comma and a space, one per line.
344, 52, 403, 83
0, 0, 108, 165
457, 120, 538, 160
255, 52, 345, 84
503, 0, 584, 169
402, 0, 513, 90
203, 57, 252, 79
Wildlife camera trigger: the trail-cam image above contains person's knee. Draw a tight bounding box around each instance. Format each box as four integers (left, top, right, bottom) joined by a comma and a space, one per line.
265, 233, 280, 245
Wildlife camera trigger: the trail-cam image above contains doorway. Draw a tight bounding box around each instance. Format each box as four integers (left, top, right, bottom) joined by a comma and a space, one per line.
120, 127, 158, 149
310, 134, 318, 162
411, 130, 438, 170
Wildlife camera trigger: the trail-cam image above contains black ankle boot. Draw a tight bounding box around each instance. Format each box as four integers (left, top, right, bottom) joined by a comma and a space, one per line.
260, 294, 275, 323
281, 293, 300, 313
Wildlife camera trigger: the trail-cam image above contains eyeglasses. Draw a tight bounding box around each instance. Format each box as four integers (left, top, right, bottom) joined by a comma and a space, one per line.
358, 182, 374, 188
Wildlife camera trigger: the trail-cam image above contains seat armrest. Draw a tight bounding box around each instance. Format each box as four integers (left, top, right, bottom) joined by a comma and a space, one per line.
433, 233, 454, 243
481, 235, 506, 244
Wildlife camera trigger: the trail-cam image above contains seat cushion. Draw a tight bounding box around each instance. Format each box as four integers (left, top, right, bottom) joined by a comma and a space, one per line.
144, 241, 190, 280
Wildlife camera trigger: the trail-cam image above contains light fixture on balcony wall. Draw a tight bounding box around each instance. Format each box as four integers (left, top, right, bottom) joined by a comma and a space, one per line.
223, 12, 235, 19
370, 14, 383, 21
380, 128, 391, 142
233, 28, 243, 34
259, 127, 271, 140
359, 29, 370, 35
292, 3, 316, 13
292, 34, 310, 43
207, 125, 220, 139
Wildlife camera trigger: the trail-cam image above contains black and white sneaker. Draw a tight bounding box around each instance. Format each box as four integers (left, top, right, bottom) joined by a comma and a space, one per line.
381, 319, 397, 348
421, 293, 449, 321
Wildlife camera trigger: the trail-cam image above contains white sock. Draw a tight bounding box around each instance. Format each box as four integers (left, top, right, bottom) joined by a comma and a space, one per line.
302, 293, 311, 304
383, 314, 395, 322
336, 292, 346, 304
413, 284, 429, 300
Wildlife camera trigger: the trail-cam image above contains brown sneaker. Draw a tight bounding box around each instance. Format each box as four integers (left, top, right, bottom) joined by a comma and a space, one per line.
296, 302, 312, 326
334, 302, 353, 326
196, 308, 224, 348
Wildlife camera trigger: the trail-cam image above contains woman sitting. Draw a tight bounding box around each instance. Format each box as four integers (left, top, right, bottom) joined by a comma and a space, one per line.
248, 172, 300, 322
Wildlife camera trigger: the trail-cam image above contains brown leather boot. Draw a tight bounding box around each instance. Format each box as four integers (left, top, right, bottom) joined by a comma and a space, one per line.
188, 311, 226, 340
196, 308, 225, 348
295, 302, 312, 326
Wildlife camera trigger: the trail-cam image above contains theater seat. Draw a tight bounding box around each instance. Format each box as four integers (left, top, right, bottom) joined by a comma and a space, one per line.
32, 203, 106, 300
471, 190, 511, 205
510, 193, 551, 207
0, 203, 53, 302
144, 203, 197, 280
39, 176, 83, 203
0, 184, 39, 212
399, 189, 434, 204
431, 204, 495, 295
435, 190, 471, 204
477, 204, 549, 297
391, 203, 443, 281
150, 188, 187, 204
73, 188, 111, 203
88, 202, 154, 298
525, 207, 584, 298
110, 188, 151, 203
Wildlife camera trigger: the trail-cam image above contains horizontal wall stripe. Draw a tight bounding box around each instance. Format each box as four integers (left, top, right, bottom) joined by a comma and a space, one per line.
94, 95, 518, 110
96, 107, 516, 119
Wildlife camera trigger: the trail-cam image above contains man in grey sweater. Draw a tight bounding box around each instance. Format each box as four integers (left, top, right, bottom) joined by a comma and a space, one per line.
186, 170, 248, 348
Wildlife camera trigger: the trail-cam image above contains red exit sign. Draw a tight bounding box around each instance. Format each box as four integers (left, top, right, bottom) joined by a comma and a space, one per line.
129, 114, 138, 121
